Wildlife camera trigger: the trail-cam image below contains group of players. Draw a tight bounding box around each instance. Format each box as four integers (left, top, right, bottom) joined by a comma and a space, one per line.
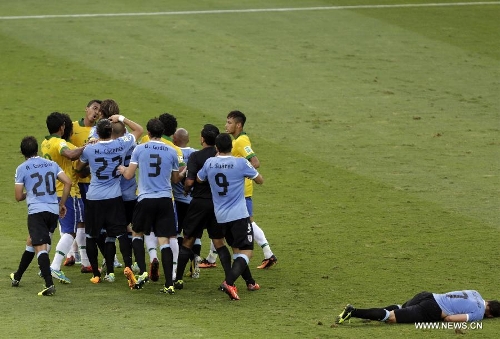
11, 99, 276, 300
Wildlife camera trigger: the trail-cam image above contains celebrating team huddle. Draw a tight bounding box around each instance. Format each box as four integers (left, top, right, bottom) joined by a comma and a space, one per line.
11, 99, 277, 300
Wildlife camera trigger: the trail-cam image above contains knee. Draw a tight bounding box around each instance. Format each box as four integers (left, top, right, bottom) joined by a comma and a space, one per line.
386, 311, 397, 323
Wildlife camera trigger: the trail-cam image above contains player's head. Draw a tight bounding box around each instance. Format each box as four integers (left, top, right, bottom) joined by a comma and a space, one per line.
486, 300, 500, 318
146, 118, 164, 138
201, 124, 220, 146
111, 121, 126, 138
96, 119, 112, 139
46, 112, 66, 134
158, 113, 177, 136
61, 113, 73, 141
215, 133, 233, 153
20, 136, 38, 158
86, 99, 101, 123
225, 110, 246, 135
173, 128, 189, 147
99, 99, 119, 119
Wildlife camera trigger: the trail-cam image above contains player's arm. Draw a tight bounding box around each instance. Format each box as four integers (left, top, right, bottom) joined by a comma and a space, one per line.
14, 183, 26, 202
249, 155, 260, 169
171, 170, 181, 184
118, 163, 138, 180
184, 178, 194, 196
443, 314, 468, 322
253, 173, 264, 185
109, 115, 144, 141
57, 170, 72, 218
61, 146, 84, 161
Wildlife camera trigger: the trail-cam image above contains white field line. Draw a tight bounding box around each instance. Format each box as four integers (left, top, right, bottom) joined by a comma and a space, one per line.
0, 2, 499, 20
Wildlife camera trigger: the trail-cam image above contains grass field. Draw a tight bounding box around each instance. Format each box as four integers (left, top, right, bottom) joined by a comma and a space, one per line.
0, 1, 498, 338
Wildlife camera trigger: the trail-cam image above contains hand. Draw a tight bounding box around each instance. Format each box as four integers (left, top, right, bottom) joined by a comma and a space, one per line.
59, 205, 67, 219
108, 114, 123, 123
117, 165, 126, 175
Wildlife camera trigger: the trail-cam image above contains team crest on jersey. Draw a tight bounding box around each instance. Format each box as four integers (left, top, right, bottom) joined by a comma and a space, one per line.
244, 146, 253, 155
247, 235, 253, 243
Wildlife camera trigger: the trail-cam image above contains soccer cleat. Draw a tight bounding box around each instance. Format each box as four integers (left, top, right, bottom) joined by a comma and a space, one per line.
90, 276, 101, 284
247, 282, 260, 291
124, 267, 137, 289
149, 258, 160, 282
63, 256, 76, 266
51, 269, 71, 284
336, 304, 355, 324
114, 257, 123, 268
160, 286, 175, 295
191, 256, 201, 279
104, 273, 116, 282
10, 273, 20, 287
135, 272, 149, 289
80, 265, 93, 274
198, 258, 217, 268
257, 255, 278, 269
220, 281, 240, 300
38, 285, 56, 296
174, 280, 184, 290
131, 262, 140, 275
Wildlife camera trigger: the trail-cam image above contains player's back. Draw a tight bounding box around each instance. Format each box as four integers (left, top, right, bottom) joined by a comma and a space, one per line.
15, 156, 60, 214
132, 140, 179, 200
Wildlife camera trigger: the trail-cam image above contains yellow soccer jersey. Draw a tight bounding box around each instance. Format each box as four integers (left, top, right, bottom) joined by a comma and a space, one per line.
41, 135, 80, 197
140, 134, 185, 167
71, 119, 93, 184
232, 132, 256, 197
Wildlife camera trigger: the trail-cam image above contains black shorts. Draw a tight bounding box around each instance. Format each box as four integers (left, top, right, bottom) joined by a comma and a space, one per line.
182, 198, 220, 239
175, 200, 190, 234
220, 217, 254, 251
132, 198, 176, 238
85, 197, 128, 238
28, 211, 59, 246
123, 199, 137, 225
394, 291, 443, 323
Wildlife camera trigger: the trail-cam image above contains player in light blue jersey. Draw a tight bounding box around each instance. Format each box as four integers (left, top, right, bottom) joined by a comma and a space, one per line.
11, 136, 71, 296
197, 133, 263, 300
75, 113, 143, 288
119, 118, 181, 293
336, 290, 500, 324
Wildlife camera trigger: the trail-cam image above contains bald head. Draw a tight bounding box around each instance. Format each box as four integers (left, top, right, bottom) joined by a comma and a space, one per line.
173, 128, 189, 147
111, 121, 126, 138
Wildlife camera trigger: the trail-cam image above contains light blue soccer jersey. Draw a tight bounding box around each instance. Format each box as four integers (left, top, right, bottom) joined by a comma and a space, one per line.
172, 146, 196, 204
197, 155, 259, 223
80, 134, 136, 200
433, 290, 486, 322
120, 143, 137, 201
15, 156, 63, 215
130, 140, 179, 201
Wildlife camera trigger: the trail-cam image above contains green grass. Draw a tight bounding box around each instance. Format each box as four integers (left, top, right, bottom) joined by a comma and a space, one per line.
0, 1, 499, 338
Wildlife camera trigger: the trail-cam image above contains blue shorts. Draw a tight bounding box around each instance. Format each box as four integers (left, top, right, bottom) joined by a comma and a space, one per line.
245, 197, 253, 217
58, 196, 84, 234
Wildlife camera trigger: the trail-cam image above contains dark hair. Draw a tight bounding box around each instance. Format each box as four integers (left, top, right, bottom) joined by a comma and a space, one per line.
99, 99, 119, 119
61, 113, 73, 141
111, 121, 126, 137
158, 113, 177, 136
227, 110, 246, 127
87, 99, 102, 107
20, 136, 38, 158
201, 124, 220, 146
96, 119, 112, 139
46, 112, 65, 134
488, 300, 500, 317
215, 133, 233, 153
147, 118, 164, 138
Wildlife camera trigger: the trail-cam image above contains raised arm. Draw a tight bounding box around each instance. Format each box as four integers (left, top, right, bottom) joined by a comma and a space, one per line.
108, 115, 144, 141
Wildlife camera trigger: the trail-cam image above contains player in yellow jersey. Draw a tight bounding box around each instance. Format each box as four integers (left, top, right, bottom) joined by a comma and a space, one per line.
225, 110, 277, 269
140, 113, 185, 281
41, 112, 87, 284
62, 100, 101, 268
